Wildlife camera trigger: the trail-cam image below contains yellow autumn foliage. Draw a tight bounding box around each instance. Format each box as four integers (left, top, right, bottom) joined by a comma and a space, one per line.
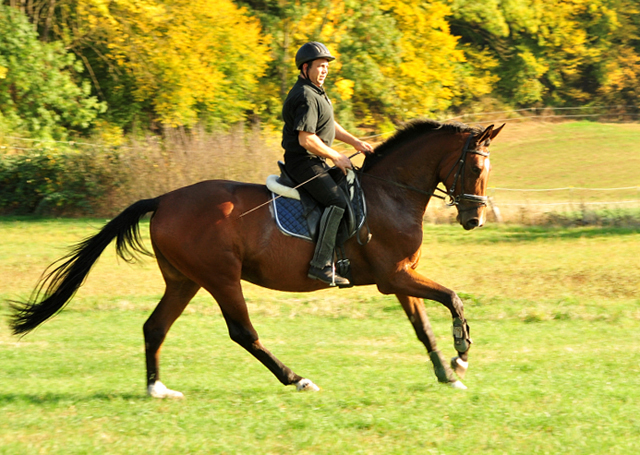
9, 0, 640, 131
267, 0, 476, 122
68, 0, 271, 126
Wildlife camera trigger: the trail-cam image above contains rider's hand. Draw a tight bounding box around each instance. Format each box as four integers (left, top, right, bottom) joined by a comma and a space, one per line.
331, 153, 353, 175
354, 139, 374, 155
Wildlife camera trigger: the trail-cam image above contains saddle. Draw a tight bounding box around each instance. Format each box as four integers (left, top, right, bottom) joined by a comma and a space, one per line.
266, 161, 368, 247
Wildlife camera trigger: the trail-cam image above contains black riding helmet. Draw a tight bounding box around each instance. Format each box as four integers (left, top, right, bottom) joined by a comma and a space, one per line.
295, 42, 336, 70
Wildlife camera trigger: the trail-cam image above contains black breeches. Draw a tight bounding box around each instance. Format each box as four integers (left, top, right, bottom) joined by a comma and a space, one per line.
284, 157, 348, 210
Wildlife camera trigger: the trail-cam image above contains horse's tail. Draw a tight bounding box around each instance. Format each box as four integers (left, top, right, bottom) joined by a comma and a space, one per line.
9, 198, 161, 336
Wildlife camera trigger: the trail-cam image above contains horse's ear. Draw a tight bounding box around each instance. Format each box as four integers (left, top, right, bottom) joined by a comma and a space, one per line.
473, 124, 494, 147
490, 123, 505, 140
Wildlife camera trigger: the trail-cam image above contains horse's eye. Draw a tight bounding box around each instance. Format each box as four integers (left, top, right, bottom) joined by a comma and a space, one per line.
472, 166, 482, 175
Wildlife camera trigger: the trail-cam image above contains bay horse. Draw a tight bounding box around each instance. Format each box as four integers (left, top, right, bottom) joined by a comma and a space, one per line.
9, 119, 504, 398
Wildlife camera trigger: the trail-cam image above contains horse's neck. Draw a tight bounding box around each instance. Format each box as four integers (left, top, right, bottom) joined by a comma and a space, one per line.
365, 134, 451, 200
360, 134, 453, 229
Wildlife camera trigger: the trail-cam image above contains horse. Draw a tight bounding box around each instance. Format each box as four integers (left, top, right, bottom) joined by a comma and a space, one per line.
9, 119, 504, 398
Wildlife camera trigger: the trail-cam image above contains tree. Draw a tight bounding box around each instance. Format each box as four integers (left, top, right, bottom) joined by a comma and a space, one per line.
6, 0, 640, 134
445, 0, 630, 108
8, 0, 271, 129
240, 0, 479, 128
380, 0, 497, 119
0, 4, 103, 139
592, 0, 640, 110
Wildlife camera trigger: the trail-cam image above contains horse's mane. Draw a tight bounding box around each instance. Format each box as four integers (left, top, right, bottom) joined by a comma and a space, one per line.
361, 119, 482, 172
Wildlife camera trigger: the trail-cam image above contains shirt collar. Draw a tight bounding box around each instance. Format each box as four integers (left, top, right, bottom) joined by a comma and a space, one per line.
297, 75, 326, 95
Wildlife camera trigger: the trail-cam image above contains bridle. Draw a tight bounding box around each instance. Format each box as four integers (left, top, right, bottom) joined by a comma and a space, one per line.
360, 132, 490, 208
435, 133, 490, 208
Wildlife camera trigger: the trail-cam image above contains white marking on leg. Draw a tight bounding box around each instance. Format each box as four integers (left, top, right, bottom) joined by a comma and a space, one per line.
295, 378, 320, 392
450, 380, 467, 390
451, 355, 469, 379
147, 381, 185, 399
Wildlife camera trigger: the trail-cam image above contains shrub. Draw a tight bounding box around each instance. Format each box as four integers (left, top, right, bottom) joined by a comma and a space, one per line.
0, 149, 123, 215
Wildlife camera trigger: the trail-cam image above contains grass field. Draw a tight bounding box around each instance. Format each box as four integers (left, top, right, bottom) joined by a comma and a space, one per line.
489, 121, 640, 192
416, 121, 640, 224
1, 218, 639, 454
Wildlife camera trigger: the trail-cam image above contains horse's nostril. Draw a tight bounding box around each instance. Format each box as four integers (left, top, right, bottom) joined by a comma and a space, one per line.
466, 219, 479, 229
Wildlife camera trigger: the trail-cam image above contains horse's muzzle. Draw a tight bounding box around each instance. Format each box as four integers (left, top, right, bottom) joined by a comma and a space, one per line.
463, 218, 480, 230
457, 211, 483, 230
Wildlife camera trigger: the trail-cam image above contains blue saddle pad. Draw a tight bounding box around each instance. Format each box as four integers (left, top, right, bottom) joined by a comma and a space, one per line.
271, 193, 367, 243
272, 194, 313, 241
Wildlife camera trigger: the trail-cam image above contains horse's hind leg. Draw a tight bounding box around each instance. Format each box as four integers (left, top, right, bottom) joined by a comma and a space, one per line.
144, 252, 200, 398
396, 294, 466, 389
204, 276, 318, 392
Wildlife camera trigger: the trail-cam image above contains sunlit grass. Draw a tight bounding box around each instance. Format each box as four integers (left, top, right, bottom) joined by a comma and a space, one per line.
1, 219, 640, 454
490, 121, 640, 193
2, 309, 639, 454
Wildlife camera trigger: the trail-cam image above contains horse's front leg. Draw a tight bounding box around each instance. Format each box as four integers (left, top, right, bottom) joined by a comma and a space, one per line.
396, 294, 464, 387
381, 270, 472, 381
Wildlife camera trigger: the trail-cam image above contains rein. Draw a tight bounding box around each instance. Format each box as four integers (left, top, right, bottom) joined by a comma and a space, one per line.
239, 132, 488, 219
360, 133, 489, 208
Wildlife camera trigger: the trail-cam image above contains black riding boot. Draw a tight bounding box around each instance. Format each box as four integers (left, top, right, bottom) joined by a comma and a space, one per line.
308, 206, 351, 287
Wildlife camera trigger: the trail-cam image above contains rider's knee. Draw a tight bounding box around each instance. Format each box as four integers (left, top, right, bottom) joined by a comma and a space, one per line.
327, 197, 348, 211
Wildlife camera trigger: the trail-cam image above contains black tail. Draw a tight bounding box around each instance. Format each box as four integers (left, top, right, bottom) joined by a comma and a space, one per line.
9, 198, 160, 336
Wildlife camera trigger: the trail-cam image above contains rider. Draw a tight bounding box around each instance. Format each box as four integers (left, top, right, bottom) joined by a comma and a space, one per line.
282, 41, 373, 287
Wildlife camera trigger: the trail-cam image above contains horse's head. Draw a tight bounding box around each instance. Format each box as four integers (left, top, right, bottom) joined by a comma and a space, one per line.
440, 124, 504, 230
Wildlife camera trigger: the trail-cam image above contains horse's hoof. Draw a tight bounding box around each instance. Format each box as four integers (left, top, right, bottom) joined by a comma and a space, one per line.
450, 380, 467, 390
451, 356, 469, 379
295, 378, 320, 392
147, 381, 185, 399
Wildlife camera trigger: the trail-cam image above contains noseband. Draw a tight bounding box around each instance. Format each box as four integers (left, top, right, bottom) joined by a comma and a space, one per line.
435, 133, 489, 208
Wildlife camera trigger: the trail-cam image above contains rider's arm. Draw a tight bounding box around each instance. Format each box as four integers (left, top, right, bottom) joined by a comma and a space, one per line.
334, 122, 374, 154
298, 131, 352, 174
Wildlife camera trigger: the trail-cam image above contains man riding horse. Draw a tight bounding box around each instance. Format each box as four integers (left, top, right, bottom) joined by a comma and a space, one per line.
281, 42, 373, 287
10, 41, 503, 397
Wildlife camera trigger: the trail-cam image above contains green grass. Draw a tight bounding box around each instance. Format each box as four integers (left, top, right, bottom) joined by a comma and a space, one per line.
414, 120, 640, 225
1, 218, 640, 453
487, 121, 640, 225
2, 311, 639, 454
489, 121, 640, 194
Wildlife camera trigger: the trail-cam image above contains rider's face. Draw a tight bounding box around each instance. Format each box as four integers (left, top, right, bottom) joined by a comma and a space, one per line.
305, 58, 330, 87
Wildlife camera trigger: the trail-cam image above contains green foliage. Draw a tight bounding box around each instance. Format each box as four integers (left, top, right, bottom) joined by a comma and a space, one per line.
0, 5, 103, 139
328, 0, 404, 126
4, 0, 640, 133
446, 0, 640, 110
0, 149, 123, 215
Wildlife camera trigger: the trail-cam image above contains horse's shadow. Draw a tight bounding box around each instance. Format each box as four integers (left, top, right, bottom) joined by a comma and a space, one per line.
0, 391, 145, 404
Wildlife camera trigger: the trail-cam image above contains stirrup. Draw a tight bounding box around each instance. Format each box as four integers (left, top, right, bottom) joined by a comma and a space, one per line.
308, 265, 351, 288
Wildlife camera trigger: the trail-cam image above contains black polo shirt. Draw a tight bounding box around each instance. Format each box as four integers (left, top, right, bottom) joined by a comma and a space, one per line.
281, 76, 335, 162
